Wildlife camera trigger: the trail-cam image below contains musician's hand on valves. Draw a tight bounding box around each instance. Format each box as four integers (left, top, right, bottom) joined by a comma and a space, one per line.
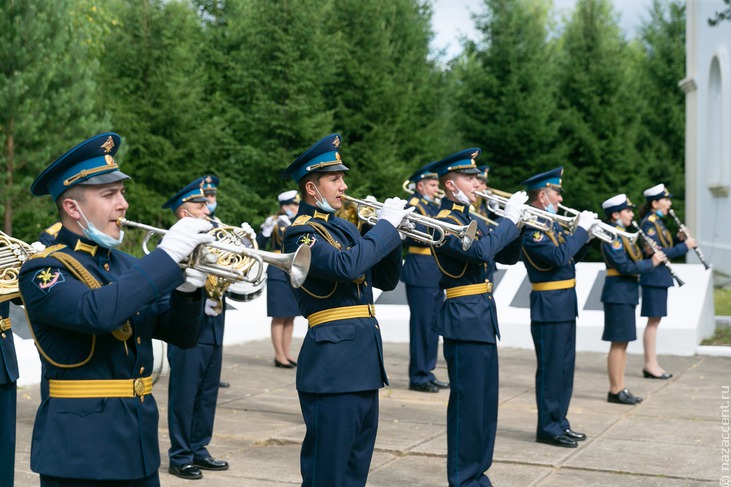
159, 217, 214, 264
577, 210, 599, 232
651, 250, 667, 267
378, 197, 414, 231
503, 191, 528, 225
30, 241, 46, 253
204, 298, 220, 316
239, 221, 256, 240
176, 268, 208, 293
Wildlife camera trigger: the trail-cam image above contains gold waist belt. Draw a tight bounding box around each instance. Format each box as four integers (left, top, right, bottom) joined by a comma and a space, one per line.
531, 278, 576, 292
307, 304, 376, 328
408, 246, 431, 255
0, 318, 11, 332
49, 376, 153, 399
606, 269, 638, 278
446, 281, 493, 299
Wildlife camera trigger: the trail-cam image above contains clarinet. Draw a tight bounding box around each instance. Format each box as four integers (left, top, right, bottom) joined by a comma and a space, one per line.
668, 209, 711, 270
631, 221, 685, 287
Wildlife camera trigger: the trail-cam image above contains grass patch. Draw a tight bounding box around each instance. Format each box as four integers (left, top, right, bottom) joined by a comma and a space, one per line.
701, 326, 731, 346
715, 288, 731, 316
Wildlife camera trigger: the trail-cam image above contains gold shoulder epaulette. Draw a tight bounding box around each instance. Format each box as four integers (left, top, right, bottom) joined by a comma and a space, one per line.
30, 244, 67, 260
44, 222, 62, 237
409, 197, 419, 206
292, 215, 312, 226
648, 214, 657, 222
436, 209, 452, 219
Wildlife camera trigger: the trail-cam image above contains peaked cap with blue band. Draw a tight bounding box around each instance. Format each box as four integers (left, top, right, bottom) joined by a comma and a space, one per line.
643, 183, 672, 203
476, 165, 490, 181
522, 167, 564, 192
406, 163, 438, 183
601, 193, 635, 217
162, 177, 208, 212
428, 148, 482, 177
281, 134, 349, 182
31, 132, 130, 201
202, 175, 219, 194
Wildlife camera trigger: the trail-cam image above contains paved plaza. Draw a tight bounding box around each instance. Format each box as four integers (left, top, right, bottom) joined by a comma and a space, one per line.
13, 338, 728, 486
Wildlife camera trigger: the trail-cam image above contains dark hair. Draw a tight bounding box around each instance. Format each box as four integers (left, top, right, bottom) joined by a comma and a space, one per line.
297, 172, 326, 198
527, 189, 544, 204
639, 202, 653, 219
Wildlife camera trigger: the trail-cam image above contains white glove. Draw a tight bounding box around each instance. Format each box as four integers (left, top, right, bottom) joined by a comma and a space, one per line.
204, 298, 220, 316
377, 197, 414, 230
365, 195, 378, 203
239, 221, 256, 240
260, 216, 277, 238
503, 191, 529, 225
176, 267, 208, 293
159, 218, 214, 264
31, 241, 46, 253
577, 210, 599, 232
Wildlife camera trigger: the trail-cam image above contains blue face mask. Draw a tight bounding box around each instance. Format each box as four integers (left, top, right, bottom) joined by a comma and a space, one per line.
615, 219, 625, 228
313, 185, 336, 213
207, 202, 217, 214
655, 209, 664, 217
545, 203, 557, 214
73, 200, 124, 249
284, 207, 297, 218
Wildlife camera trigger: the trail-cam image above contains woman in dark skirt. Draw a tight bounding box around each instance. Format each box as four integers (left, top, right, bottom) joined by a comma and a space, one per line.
600, 194, 665, 404
638, 184, 697, 379
257, 190, 301, 368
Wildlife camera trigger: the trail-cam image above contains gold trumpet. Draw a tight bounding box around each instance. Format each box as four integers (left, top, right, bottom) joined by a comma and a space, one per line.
474, 190, 578, 232
341, 195, 477, 251
118, 218, 311, 289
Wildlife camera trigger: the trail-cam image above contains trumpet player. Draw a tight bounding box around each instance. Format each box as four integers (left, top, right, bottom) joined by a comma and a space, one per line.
19, 133, 214, 486
400, 164, 449, 393
600, 194, 666, 405
280, 134, 412, 486
162, 177, 250, 479
638, 184, 697, 380
521, 167, 599, 449
429, 148, 526, 487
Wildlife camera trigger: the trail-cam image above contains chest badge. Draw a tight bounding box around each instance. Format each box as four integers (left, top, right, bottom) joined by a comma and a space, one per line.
532, 231, 544, 242
33, 267, 65, 293
298, 234, 316, 247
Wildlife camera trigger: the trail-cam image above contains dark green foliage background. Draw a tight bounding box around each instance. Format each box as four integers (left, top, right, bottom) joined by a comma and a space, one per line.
0, 0, 687, 259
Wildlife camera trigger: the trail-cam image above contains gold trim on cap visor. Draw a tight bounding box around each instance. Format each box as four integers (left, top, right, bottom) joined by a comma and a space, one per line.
63, 161, 119, 187
306, 160, 342, 172
447, 163, 477, 171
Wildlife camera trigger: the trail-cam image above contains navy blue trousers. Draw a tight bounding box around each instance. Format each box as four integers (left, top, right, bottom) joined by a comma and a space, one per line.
406, 285, 443, 386
530, 320, 576, 438
0, 381, 16, 487
298, 390, 379, 487
40, 472, 159, 486
443, 339, 498, 487
167, 342, 223, 466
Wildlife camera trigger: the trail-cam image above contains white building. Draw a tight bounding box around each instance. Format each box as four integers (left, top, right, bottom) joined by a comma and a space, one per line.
682, 0, 731, 277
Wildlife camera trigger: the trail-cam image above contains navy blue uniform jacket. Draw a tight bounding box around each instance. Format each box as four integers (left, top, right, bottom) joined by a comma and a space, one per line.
282, 202, 402, 394
639, 213, 688, 288
19, 227, 205, 480
432, 201, 521, 342
0, 300, 18, 386
521, 220, 591, 322
401, 195, 441, 286
601, 231, 654, 305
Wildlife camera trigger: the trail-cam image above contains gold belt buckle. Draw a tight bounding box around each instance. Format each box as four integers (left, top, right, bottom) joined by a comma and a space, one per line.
367, 304, 376, 317
485, 280, 493, 293
133, 378, 145, 397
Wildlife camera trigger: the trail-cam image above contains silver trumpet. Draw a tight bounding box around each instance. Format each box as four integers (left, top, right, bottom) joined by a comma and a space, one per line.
341, 195, 477, 251
474, 190, 578, 232
118, 218, 311, 289
588, 221, 640, 244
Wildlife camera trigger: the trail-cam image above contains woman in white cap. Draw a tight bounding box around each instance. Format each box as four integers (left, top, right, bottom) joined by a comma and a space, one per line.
258, 190, 302, 368
600, 194, 665, 404
638, 184, 697, 379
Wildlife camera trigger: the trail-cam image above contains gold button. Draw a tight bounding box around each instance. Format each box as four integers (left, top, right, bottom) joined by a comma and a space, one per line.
139, 367, 145, 374
103, 263, 110, 271
133, 378, 145, 397
137, 337, 141, 345
136, 312, 140, 316
1, 333, 5, 339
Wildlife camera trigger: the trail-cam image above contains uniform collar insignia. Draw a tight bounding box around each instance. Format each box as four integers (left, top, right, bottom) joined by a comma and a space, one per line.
74, 239, 98, 256
450, 202, 465, 212
313, 210, 331, 221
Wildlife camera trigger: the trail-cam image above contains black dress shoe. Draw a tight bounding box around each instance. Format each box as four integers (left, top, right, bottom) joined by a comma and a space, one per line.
219, 381, 230, 388
193, 456, 229, 471
275, 359, 294, 369
288, 359, 298, 367
607, 388, 642, 405
430, 379, 450, 389
409, 382, 439, 393
169, 463, 202, 479
536, 434, 578, 448
564, 429, 587, 441
643, 369, 672, 379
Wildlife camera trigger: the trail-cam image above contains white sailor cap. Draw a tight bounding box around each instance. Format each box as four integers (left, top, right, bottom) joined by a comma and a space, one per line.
277, 190, 300, 205
601, 194, 634, 216
643, 183, 672, 202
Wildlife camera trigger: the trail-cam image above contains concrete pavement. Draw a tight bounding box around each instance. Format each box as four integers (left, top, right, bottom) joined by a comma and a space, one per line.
13, 339, 728, 486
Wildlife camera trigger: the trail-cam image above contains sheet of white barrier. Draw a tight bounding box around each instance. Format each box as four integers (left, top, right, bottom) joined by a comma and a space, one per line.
12, 262, 714, 387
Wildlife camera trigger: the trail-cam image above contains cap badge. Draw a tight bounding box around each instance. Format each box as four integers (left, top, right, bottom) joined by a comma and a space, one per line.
101, 136, 115, 154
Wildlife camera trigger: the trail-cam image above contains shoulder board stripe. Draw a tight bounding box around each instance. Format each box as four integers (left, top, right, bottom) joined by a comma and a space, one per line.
292, 215, 312, 226
30, 244, 67, 260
